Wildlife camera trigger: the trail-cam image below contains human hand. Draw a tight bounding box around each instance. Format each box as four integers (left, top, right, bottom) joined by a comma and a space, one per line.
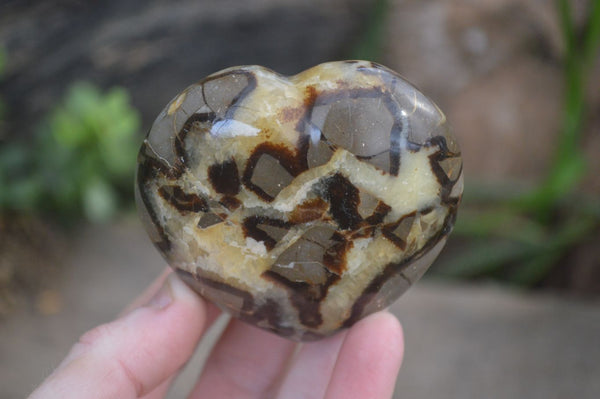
29, 269, 404, 399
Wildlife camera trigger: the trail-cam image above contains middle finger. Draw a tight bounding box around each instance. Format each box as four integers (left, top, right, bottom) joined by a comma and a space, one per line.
189, 319, 296, 399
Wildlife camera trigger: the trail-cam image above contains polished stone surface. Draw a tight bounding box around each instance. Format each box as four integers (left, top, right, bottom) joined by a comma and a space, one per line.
136, 61, 463, 340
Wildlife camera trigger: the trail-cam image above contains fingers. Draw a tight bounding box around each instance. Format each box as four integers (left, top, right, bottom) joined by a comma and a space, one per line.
275, 311, 403, 399
119, 267, 172, 317
29, 273, 216, 399
190, 311, 402, 399
188, 319, 297, 399
324, 312, 404, 399
275, 330, 348, 399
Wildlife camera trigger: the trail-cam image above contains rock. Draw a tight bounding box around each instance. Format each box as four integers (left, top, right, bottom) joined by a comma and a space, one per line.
447, 55, 561, 182
0, 0, 371, 138
383, 0, 565, 184
136, 61, 463, 340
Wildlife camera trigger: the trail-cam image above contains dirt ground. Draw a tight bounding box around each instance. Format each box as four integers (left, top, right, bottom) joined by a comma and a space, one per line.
1, 221, 599, 399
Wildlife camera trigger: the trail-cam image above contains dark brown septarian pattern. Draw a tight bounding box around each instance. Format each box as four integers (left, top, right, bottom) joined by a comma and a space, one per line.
207, 159, 241, 196
136, 61, 463, 341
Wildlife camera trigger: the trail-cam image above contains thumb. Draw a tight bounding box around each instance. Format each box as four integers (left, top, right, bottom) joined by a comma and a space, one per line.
29, 273, 211, 399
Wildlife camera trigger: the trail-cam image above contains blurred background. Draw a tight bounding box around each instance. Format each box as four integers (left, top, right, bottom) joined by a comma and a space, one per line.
1, 0, 599, 398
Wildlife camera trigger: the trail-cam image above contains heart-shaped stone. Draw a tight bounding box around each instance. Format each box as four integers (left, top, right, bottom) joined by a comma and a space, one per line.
136, 61, 463, 341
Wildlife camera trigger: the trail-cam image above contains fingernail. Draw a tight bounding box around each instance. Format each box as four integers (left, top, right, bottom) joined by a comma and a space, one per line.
146, 278, 173, 309
166, 272, 197, 301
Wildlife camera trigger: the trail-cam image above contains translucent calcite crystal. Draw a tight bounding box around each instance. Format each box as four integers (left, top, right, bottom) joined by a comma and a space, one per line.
136, 61, 463, 341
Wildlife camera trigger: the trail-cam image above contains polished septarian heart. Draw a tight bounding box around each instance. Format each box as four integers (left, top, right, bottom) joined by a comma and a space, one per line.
136, 61, 463, 341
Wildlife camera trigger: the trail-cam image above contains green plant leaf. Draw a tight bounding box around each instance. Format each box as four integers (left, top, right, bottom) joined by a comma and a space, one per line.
0, 46, 6, 78
64, 82, 101, 118
0, 142, 32, 173
453, 207, 547, 245
83, 177, 118, 223
437, 240, 534, 278
351, 0, 390, 61
509, 250, 562, 286
6, 80, 143, 222
51, 107, 86, 148
3, 176, 44, 211
583, 0, 600, 66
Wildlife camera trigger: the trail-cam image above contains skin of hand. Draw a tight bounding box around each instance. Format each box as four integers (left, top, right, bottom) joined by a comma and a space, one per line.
28, 269, 404, 399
